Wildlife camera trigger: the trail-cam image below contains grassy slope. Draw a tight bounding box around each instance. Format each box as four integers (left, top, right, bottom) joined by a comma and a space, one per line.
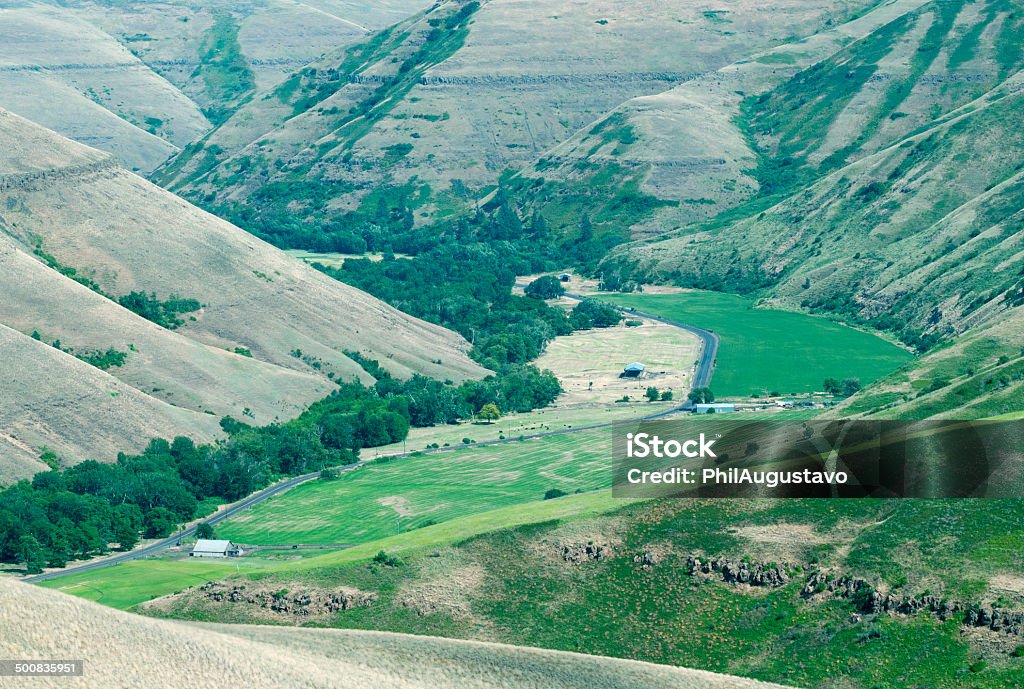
836, 307, 1024, 419
504, 0, 926, 241
611, 0, 1024, 349
0, 323, 220, 482
0, 5, 209, 171
159, 0, 881, 225
8, 577, 786, 689
150, 498, 1024, 689
600, 292, 912, 396
0, 227, 333, 426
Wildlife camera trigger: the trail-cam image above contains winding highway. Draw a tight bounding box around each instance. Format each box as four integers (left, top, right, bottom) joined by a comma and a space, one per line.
25, 291, 716, 584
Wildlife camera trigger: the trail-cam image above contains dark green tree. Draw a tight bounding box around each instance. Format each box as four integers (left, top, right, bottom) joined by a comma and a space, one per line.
19, 534, 46, 574
524, 275, 565, 300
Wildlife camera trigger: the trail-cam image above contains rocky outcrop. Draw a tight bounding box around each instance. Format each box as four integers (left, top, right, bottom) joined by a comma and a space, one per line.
197, 581, 376, 617
633, 550, 661, 570
0, 158, 117, 193
802, 571, 1024, 637
562, 542, 609, 565
687, 556, 791, 588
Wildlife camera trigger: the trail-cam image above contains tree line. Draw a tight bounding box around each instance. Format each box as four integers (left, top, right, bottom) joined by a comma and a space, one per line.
0, 358, 562, 573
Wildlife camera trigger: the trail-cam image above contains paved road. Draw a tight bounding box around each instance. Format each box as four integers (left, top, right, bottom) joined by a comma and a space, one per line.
23, 468, 360, 584
26, 291, 716, 584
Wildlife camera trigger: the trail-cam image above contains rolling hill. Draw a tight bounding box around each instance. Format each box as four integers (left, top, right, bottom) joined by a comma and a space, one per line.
144, 495, 1024, 688
502, 0, 935, 238
603, 0, 1024, 348
0, 230, 334, 424
0, 3, 209, 172
527, 0, 1024, 417
0, 108, 486, 384
0, 107, 485, 478
0, 577, 789, 689
154, 0, 881, 245
0, 0, 432, 173
0, 324, 221, 483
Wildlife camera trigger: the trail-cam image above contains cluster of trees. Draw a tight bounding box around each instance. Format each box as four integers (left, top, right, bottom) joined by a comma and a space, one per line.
116, 291, 201, 330
0, 435, 293, 573
524, 275, 564, 299
331, 244, 618, 372
688, 387, 715, 404
823, 377, 862, 397
0, 357, 563, 572
645, 387, 673, 402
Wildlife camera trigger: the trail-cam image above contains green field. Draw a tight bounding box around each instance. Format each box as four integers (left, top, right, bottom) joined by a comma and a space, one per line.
217, 431, 614, 546
601, 291, 913, 396
37, 491, 624, 610
37, 560, 246, 610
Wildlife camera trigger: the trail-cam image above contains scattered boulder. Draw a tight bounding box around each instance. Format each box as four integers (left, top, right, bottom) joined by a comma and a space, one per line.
562, 542, 609, 565
633, 550, 660, 570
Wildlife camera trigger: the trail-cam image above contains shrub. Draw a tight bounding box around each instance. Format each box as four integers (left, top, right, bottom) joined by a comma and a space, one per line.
373, 550, 402, 567
544, 488, 568, 500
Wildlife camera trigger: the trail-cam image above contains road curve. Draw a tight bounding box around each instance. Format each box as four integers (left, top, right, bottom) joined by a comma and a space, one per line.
26, 291, 717, 584
560, 291, 718, 390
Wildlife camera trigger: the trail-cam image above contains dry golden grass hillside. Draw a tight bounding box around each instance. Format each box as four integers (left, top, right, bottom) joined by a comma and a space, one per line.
0, 109, 487, 386
0, 324, 220, 483
160, 0, 878, 223
0, 577, 792, 689
0, 4, 208, 172
0, 231, 332, 425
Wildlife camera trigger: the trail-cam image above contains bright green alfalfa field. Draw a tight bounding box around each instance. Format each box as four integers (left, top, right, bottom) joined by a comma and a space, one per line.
214, 430, 612, 545
600, 291, 913, 397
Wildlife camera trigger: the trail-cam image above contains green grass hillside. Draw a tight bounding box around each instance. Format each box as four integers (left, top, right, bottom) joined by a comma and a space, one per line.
146, 497, 1024, 689
836, 307, 1024, 419
600, 292, 912, 396
12, 576, 783, 689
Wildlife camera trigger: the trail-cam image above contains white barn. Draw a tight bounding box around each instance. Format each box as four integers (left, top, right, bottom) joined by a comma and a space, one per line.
190, 539, 242, 558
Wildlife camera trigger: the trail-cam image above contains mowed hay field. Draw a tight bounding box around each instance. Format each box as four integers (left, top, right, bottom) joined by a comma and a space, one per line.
602, 292, 913, 396
2, 579, 792, 689
535, 319, 700, 405
367, 400, 674, 458
41, 492, 625, 610
217, 431, 613, 545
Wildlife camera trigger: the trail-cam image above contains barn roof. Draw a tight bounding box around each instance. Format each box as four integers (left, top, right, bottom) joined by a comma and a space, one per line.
624, 362, 646, 371
192, 539, 234, 554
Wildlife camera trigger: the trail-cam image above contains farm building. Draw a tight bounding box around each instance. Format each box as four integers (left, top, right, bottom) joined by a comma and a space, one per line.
190, 539, 242, 558
693, 403, 735, 414
621, 362, 646, 378
558, 273, 571, 282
